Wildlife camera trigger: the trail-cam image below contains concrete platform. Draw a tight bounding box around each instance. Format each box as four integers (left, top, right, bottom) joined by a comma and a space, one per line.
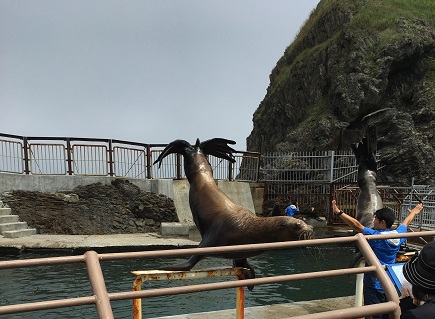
0, 232, 199, 252
0, 225, 354, 252
154, 296, 355, 319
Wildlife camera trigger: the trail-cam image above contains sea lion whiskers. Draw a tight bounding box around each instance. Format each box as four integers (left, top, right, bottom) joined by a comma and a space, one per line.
299, 228, 314, 240
299, 245, 326, 271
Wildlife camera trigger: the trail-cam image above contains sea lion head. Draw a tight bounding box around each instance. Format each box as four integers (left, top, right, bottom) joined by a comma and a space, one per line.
268, 216, 315, 241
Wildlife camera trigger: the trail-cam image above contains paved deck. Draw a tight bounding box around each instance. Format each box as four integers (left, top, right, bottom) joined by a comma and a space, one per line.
0, 232, 199, 251
0, 224, 353, 252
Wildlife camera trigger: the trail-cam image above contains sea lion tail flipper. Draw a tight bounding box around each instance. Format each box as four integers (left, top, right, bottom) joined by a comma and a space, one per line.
159, 255, 203, 271
233, 258, 256, 291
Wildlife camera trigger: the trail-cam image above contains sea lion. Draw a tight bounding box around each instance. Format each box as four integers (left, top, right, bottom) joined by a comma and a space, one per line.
153, 138, 314, 286
351, 127, 382, 228
349, 128, 383, 266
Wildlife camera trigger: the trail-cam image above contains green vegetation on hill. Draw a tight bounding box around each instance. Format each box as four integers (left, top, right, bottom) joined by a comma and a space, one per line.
266, 0, 434, 105
351, 0, 434, 30
248, 0, 434, 184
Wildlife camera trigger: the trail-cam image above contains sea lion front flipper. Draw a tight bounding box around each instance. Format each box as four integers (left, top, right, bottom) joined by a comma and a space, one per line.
159, 254, 203, 271
233, 258, 256, 291
351, 127, 377, 172
159, 236, 214, 271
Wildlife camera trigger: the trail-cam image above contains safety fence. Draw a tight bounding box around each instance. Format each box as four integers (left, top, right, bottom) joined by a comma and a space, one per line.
1, 231, 434, 319
261, 150, 364, 183
264, 181, 435, 228
1, 132, 434, 227
260, 152, 434, 228
0, 134, 374, 183
0, 133, 261, 181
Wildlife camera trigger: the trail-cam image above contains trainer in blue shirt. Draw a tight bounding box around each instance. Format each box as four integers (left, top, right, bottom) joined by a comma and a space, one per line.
332, 200, 424, 319
285, 200, 299, 217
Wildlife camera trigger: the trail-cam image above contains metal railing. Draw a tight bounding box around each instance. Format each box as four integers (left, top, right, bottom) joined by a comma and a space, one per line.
333, 185, 435, 229
132, 268, 246, 319
1, 231, 434, 319
263, 181, 435, 228
0, 133, 261, 181
261, 150, 376, 183
2, 133, 435, 227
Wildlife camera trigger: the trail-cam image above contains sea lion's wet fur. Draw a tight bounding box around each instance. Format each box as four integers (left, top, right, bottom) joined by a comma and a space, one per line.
349, 128, 383, 267
154, 138, 314, 281
351, 128, 382, 228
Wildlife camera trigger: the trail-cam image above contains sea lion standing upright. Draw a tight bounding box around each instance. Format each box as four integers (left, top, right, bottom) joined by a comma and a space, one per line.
153, 138, 314, 284
351, 128, 383, 228
348, 128, 383, 267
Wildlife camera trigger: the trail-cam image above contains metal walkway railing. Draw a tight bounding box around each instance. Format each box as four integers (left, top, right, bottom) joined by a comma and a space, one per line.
0, 133, 261, 181
1, 231, 434, 319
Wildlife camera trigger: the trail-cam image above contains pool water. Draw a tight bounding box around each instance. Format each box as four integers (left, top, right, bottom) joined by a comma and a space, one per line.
0, 244, 356, 318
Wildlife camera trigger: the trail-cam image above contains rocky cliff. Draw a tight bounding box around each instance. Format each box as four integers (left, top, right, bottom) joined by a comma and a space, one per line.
1, 179, 178, 235
247, 0, 435, 185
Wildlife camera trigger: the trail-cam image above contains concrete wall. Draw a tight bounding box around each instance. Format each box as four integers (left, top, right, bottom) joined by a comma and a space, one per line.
0, 173, 153, 194
249, 182, 265, 215
172, 179, 194, 225
217, 180, 256, 213
0, 173, 257, 223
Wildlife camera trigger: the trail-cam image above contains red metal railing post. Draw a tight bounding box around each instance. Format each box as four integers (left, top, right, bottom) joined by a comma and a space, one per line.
66, 138, 73, 175
108, 139, 114, 176
22, 136, 30, 174
176, 154, 182, 179
146, 145, 152, 179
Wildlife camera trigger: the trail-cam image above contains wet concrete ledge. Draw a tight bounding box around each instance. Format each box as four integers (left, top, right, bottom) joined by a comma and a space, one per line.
153, 296, 355, 319
0, 233, 200, 254
0, 226, 353, 254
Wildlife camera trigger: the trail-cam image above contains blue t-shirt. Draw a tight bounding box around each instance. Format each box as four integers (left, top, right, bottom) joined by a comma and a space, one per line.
285, 205, 299, 217
362, 224, 408, 290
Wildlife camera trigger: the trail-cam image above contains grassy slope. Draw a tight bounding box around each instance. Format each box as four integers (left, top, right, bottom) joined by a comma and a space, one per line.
266, 0, 434, 123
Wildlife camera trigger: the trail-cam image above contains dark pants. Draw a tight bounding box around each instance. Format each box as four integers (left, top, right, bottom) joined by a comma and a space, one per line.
364, 287, 389, 319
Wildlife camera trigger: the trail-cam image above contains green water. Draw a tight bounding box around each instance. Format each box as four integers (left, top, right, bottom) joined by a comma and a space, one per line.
0, 244, 356, 318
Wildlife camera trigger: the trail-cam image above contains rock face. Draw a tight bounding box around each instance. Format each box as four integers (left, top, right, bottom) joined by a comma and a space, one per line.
1, 179, 178, 235
247, 0, 435, 185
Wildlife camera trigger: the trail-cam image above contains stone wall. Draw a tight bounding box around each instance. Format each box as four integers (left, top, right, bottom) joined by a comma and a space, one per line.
1, 179, 178, 235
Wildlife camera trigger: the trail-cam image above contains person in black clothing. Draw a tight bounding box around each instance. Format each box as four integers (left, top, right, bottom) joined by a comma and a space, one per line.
400, 240, 435, 318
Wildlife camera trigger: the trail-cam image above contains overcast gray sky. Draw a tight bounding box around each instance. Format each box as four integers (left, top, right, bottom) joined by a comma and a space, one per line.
1, 0, 319, 151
